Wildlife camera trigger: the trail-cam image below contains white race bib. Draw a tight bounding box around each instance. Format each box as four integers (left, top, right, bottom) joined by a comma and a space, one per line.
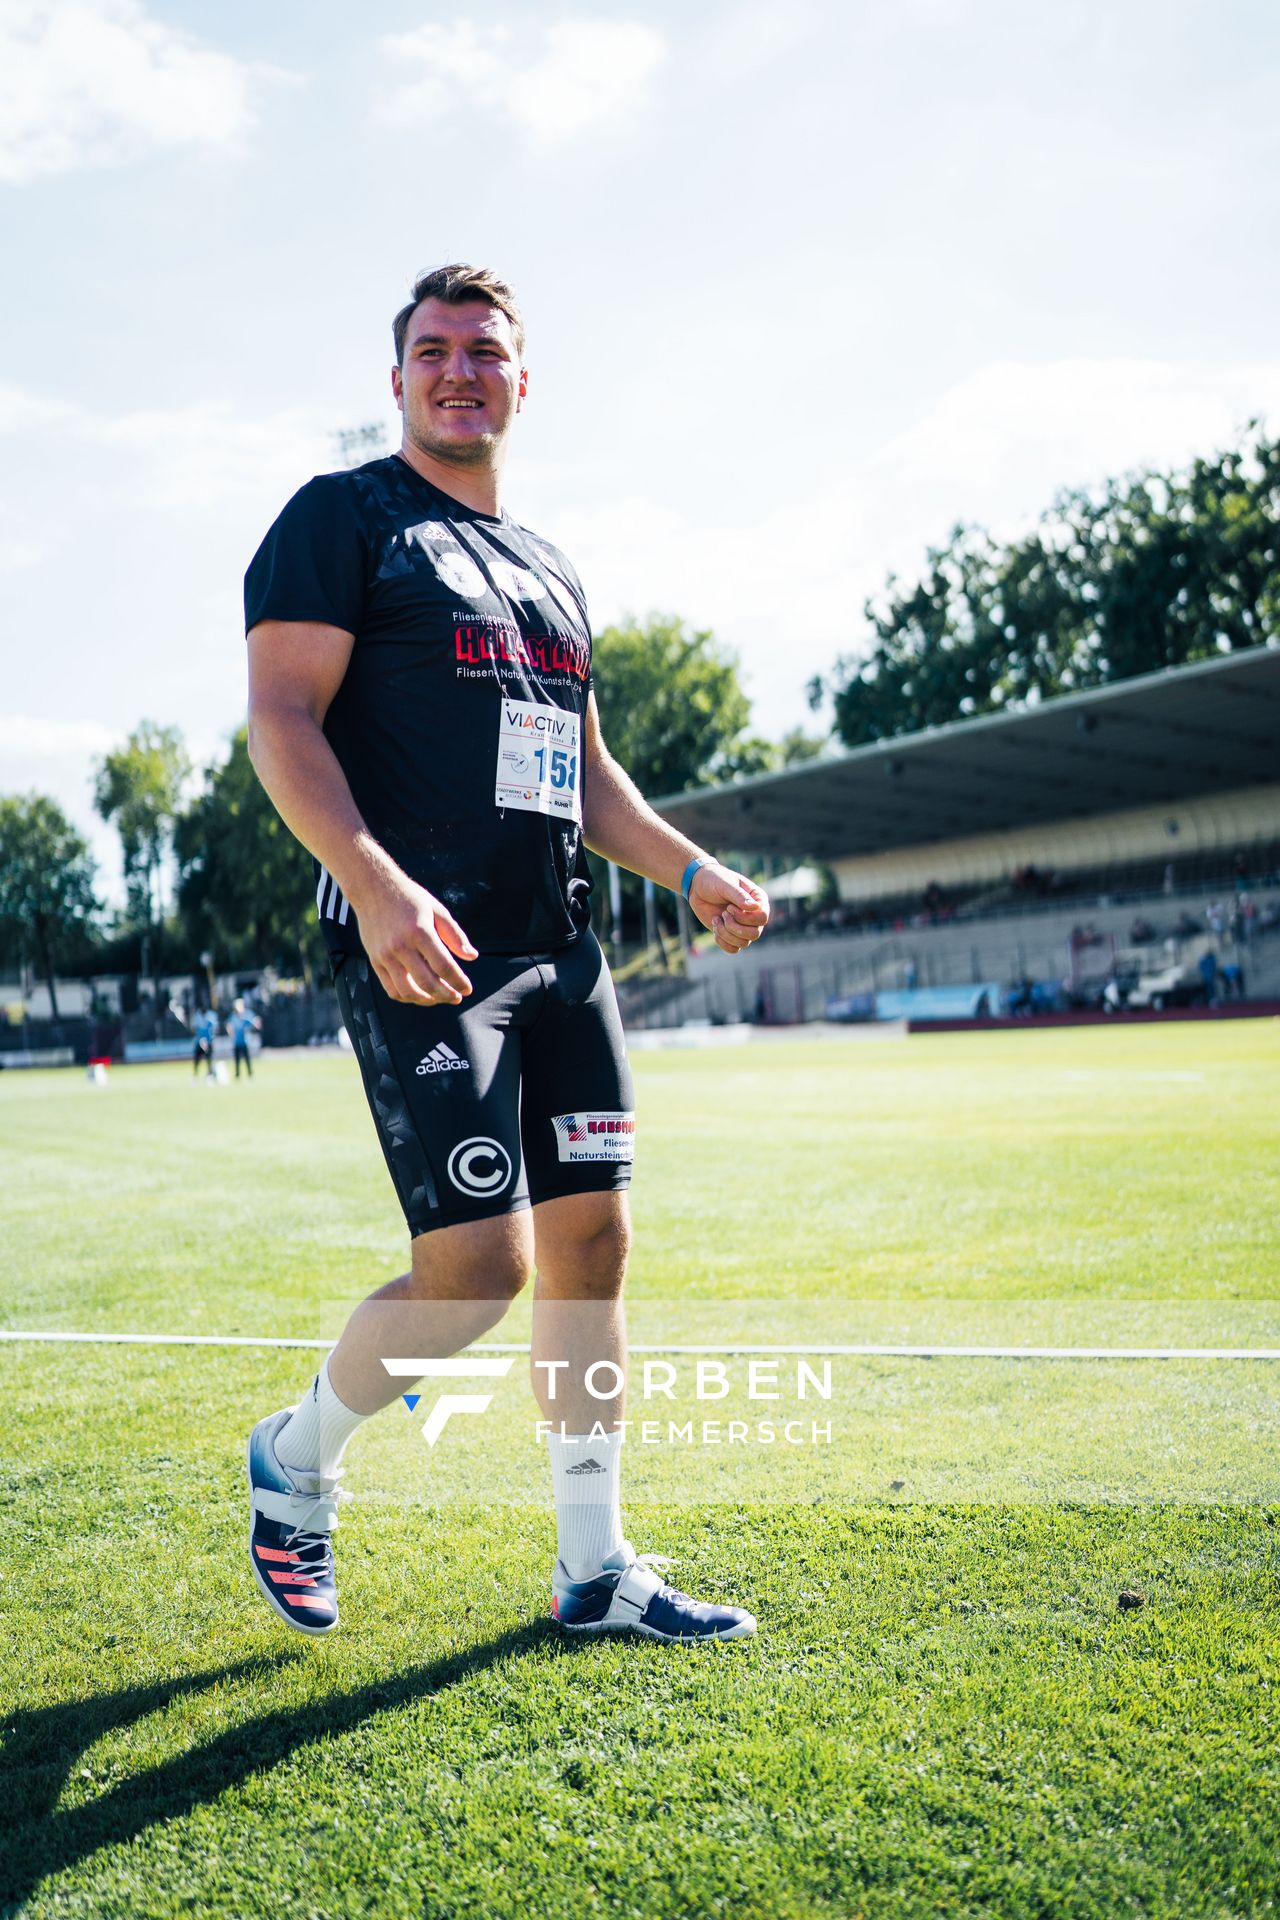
495, 699, 582, 823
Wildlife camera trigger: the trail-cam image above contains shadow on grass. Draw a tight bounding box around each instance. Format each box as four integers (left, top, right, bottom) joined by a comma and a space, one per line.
1, 1622, 556, 1909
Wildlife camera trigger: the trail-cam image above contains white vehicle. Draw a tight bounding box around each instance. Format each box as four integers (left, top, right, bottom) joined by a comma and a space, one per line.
1124, 935, 1216, 1011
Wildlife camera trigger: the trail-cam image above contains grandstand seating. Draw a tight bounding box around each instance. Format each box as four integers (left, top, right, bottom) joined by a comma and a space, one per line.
617, 878, 1280, 1029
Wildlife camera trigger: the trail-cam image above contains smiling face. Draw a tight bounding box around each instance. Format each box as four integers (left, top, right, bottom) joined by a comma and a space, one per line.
392, 296, 527, 470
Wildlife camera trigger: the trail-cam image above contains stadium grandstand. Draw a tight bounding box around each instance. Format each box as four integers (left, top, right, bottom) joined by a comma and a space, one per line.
638, 645, 1280, 1030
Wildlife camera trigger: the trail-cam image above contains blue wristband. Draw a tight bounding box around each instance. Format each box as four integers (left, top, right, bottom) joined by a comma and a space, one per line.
680, 856, 708, 901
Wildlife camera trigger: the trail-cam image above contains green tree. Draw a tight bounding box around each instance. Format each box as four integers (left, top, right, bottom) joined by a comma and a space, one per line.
812, 427, 1280, 745
717, 727, 831, 781
587, 615, 745, 945
591, 614, 754, 796
588, 616, 829, 942
0, 795, 100, 1019
93, 721, 190, 927
175, 729, 323, 978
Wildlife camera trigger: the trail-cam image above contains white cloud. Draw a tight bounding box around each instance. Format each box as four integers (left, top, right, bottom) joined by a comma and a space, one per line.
0, 381, 334, 910
98, 403, 330, 510
0, 0, 259, 184
0, 714, 116, 759
879, 359, 1280, 533
378, 16, 665, 145
529, 358, 1280, 732
0, 382, 75, 431
0, 381, 330, 510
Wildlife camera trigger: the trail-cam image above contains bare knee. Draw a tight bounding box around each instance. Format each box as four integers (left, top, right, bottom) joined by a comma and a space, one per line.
534, 1193, 631, 1299
405, 1209, 534, 1306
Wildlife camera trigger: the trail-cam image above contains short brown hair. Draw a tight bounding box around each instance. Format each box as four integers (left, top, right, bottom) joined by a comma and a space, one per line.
392, 264, 525, 366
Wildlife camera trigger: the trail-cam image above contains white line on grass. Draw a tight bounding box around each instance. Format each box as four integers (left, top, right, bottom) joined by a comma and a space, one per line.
1, 1331, 1277, 1359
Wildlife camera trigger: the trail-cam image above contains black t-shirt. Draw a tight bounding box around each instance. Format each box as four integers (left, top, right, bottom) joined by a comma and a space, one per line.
244, 455, 596, 955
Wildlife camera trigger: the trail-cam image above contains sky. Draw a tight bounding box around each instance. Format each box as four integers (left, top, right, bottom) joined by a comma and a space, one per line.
2, 0, 1279, 903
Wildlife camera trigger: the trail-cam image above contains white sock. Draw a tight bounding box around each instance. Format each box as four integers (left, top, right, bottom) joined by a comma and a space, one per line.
275, 1356, 366, 1477
548, 1428, 626, 1580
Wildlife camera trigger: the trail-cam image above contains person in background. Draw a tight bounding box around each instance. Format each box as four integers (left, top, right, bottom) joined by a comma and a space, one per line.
1198, 948, 1218, 1005
193, 1006, 216, 1078
230, 998, 261, 1079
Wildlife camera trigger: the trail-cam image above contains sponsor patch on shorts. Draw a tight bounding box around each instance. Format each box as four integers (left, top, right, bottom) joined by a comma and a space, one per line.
551, 1111, 636, 1164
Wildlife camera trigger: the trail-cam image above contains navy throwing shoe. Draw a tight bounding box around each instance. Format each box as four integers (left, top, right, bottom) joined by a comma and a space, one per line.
246, 1408, 348, 1636
552, 1542, 757, 1643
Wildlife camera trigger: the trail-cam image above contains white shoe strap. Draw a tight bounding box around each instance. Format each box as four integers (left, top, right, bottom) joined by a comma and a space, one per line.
612, 1562, 662, 1622
254, 1485, 341, 1532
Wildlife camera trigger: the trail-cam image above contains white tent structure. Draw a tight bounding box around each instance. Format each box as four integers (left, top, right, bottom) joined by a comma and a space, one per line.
766, 864, 825, 902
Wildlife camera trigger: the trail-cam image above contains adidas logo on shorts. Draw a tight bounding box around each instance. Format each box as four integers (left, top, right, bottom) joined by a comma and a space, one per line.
415, 1042, 471, 1075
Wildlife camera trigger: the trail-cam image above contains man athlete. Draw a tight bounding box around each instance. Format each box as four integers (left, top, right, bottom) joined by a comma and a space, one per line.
243, 264, 769, 1643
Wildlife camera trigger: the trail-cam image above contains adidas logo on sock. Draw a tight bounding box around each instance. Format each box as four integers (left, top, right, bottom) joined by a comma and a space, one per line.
415, 1042, 471, 1075
565, 1457, 606, 1475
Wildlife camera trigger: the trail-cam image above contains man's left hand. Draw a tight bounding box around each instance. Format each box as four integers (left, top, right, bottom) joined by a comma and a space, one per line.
688, 864, 771, 955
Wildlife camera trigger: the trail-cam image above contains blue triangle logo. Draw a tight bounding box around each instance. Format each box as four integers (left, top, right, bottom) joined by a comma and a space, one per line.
402, 1393, 420, 1411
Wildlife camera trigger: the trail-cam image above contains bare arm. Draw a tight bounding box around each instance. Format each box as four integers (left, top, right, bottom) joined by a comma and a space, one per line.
581, 694, 769, 955
246, 620, 477, 1004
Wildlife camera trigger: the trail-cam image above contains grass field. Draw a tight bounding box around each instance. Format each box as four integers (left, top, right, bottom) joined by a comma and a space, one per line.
2, 1021, 1278, 1917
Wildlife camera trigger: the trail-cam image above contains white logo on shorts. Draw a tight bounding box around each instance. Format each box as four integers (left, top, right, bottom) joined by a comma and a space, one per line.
416, 1042, 471, 1075
447, 1136, 512, 1196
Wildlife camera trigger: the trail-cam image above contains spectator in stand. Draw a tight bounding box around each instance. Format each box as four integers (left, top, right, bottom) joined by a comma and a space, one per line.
1006, 976, 1033, 1017
1206, 900, 1227, 940
1198, 949, 1218, 1004
1220, 958, 1245, 1000
1129, 915, 1157, 945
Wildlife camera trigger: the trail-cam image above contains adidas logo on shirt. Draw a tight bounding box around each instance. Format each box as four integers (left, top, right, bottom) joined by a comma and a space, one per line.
415, 1042, 471, 1076
565, 1457, 606, 1475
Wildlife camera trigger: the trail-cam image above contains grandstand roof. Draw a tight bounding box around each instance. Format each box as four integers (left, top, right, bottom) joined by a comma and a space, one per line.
653, 646, 1280, 861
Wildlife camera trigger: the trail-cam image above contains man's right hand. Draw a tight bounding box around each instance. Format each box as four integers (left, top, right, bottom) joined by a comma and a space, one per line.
354, 870, 478, 1005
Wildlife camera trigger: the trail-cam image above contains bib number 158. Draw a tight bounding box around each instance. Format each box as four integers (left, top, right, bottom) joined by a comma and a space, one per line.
534, 745, 576, 792
494, 699, 582, 823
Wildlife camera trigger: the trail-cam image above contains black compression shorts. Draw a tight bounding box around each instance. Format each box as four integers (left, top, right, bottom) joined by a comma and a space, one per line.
332, 928, 634, 1236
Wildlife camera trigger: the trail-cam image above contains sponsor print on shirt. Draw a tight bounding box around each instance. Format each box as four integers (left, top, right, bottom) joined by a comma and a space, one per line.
404, 521, 558, 612
455, 620, 590, 685
496, 699, 582, 823
551, 1112, 636, 1165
